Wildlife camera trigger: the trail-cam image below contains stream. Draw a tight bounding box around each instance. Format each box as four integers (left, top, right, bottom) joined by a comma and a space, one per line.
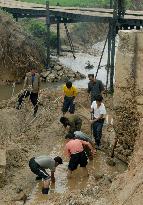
0, 41, 111, 101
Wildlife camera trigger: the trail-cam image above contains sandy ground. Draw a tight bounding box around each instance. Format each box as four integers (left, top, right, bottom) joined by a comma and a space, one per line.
0, 88, 125, 205
1, 88, 142, 205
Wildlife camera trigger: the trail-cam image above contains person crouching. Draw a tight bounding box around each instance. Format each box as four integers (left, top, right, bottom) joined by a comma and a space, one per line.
64, 133, 95, 178
29, 155, 63, 194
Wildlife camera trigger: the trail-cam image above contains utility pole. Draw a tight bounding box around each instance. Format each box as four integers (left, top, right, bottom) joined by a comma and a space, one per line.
46, 1, 50, 69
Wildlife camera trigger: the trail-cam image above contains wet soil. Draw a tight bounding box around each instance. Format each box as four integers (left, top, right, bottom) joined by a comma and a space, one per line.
0, 88, 127, 205
26, 149, 126, 205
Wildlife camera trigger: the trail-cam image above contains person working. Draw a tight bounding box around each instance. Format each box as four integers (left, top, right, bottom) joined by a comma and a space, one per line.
74, 131, 95, 160
60, 115, 82, 134
16, 67, 40, 117
65, 133, 95, 178
62, 81, 78, 115
74, 131, 94, 145
88, 74, 104, 103
29, 155, 63, 194
90, 95, 106, 149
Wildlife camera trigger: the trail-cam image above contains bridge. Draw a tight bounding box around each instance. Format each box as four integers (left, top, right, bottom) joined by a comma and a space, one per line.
0, 0, 143, 24
0, 0, 143, 92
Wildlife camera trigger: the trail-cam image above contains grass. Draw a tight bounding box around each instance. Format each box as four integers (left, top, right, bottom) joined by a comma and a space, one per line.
20, 0, 143, 10
20, 0, 110, 7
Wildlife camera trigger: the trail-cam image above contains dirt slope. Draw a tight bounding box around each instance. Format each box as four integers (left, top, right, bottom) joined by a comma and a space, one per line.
0, 11, 45, 84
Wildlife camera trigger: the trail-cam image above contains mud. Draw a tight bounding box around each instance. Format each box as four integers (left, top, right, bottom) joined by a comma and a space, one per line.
0, 88, 127, 205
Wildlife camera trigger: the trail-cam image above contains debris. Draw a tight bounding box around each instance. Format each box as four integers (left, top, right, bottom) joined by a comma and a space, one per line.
85, 61, 94, 70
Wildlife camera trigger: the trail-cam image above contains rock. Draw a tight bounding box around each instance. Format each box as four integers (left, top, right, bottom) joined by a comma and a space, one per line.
0, 149, 6, 169
106, 157, 116, 166
54, 65, 62, 71
94, 174, 104, 180
40, 60, 85, 83
40, 71, 51, 78
0, 149, 6, 187
15, 201, 24, 205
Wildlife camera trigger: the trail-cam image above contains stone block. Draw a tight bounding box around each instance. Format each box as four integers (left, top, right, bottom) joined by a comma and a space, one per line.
0, 149, 6, 187
40, 71, 51, 78
0, 149, 6, 169
136, 32, 143, 52
136, 33, 143, 90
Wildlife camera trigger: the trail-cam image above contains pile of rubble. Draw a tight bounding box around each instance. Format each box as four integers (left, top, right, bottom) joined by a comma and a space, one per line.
40, 60, 86, 82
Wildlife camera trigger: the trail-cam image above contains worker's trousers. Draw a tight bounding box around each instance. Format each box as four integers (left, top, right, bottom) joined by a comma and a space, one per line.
92, 120, 104, 146
17, 90, 38, 115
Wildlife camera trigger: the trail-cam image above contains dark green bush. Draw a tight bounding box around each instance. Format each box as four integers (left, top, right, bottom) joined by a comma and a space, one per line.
20, 19, 57, 49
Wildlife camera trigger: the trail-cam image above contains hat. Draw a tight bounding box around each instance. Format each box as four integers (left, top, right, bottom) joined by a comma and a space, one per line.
54, 156, 63, 164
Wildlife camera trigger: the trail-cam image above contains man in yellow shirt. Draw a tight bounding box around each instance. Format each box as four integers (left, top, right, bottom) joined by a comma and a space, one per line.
62, 81, 78, 115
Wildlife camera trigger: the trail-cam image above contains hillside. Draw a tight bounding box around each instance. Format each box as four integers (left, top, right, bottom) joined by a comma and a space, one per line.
0, 11, 46, 84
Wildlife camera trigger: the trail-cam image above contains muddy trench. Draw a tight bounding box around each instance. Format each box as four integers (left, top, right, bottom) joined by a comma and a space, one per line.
2, 29, 143, 204
0, 88, 128, 205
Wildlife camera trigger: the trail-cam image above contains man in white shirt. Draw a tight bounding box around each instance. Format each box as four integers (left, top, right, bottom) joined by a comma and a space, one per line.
90, 95, 106, 149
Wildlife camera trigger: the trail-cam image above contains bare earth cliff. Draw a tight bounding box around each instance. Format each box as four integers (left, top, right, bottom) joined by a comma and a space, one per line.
106, 30, 143, 205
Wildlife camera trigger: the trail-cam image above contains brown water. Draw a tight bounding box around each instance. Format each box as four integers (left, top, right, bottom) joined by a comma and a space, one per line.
0, 82, 61, 101
26, 143, 127, 205
0, 41, 110, 101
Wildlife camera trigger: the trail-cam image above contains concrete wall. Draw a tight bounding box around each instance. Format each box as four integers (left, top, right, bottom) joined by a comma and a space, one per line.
114, 30, 143, 162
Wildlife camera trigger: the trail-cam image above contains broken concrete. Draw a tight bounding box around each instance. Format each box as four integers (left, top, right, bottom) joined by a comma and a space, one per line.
0, 149, 6, 187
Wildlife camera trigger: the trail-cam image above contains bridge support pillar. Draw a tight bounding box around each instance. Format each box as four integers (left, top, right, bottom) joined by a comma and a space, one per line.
106, 22, 112, 91
46, 1, 50, 69
109, 0, 118, 93
57, 17, 61, 56
110, 21, 116, 93
13, 14, 18, 22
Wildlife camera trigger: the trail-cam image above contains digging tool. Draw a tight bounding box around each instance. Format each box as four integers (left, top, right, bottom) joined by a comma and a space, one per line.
23, 95, 63, 132
90, 111, 94, 141
106, 138, 118, 166
77, 102, 90, 117
111, 137, 118, 158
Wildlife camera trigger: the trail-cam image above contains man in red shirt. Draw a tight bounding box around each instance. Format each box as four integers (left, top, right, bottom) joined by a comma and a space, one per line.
65, 133, 95, 178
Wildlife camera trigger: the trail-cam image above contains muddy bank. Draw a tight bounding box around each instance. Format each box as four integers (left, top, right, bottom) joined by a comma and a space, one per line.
0, 88, 127, 205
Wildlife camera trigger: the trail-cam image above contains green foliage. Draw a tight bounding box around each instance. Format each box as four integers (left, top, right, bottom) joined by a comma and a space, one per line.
21, 19, 57, 49
20, 0, 143, 9
21, 0, 110, 7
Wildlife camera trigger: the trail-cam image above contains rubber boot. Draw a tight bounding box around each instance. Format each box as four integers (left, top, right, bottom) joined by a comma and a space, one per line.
42, 188, 49, 194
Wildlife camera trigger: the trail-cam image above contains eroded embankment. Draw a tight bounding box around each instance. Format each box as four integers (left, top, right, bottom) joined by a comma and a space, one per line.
104, 30, 143, 205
